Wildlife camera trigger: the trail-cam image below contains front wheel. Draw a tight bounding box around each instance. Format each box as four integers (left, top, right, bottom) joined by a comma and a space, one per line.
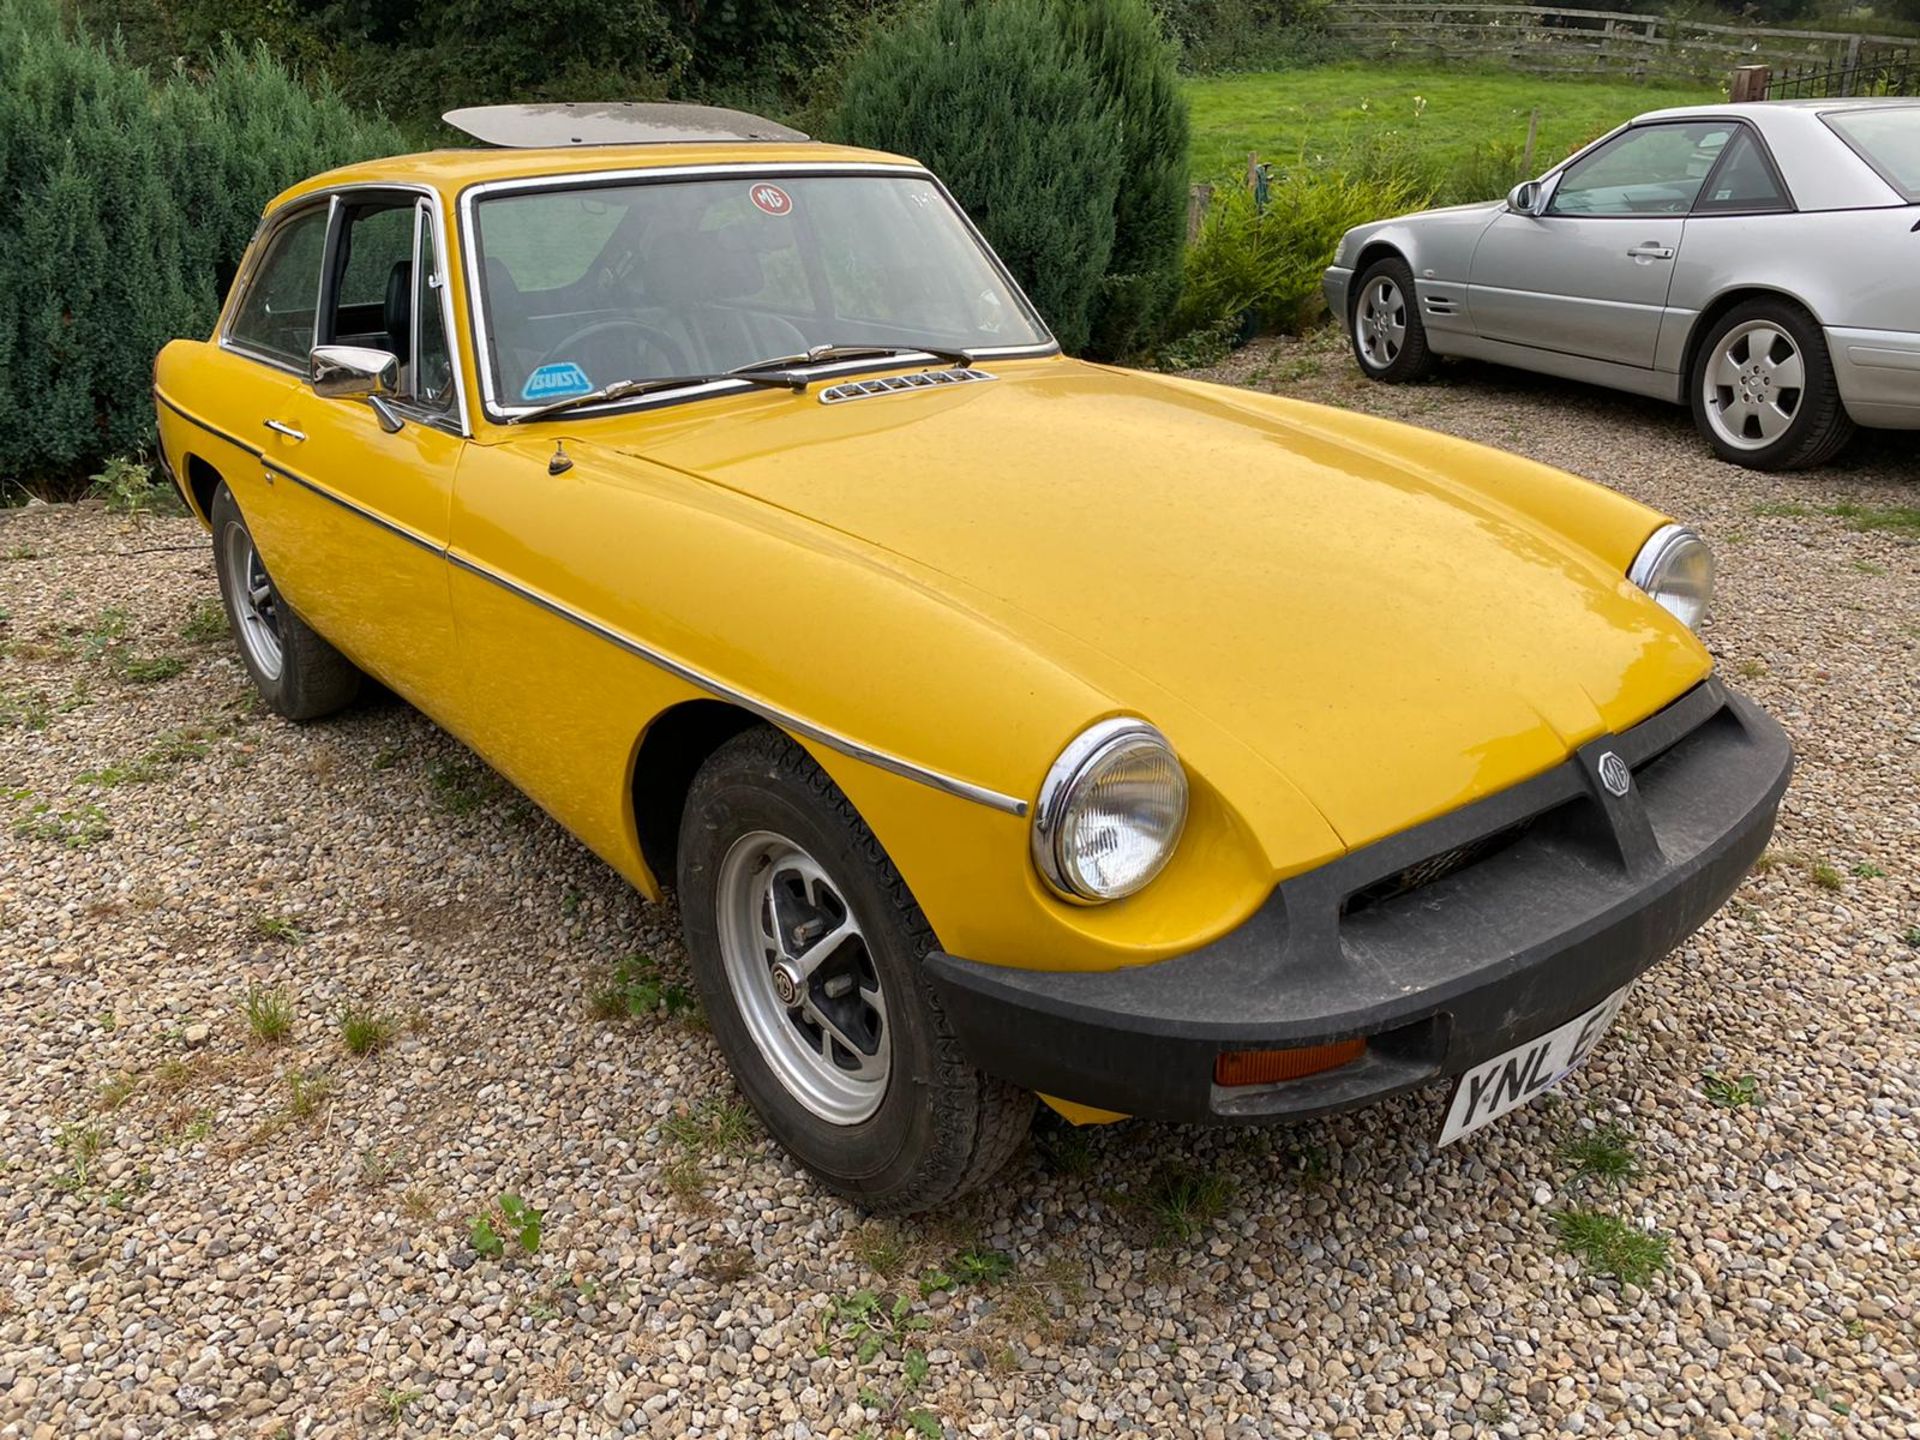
676, 727, 1032, 1212
1689, 301, 1855, 470
1349, 256, 1437, 383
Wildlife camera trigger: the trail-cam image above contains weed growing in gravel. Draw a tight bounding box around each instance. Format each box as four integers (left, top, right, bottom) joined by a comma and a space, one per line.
1551, 1208, 1669, 1287
244, 987, 294, 1045
181, 600, 228, 644
370, 744, 405, 771
1141, 1162, 1235, 1244
1703, 1071, 1761, 1108
703, 1243, 756, 1284
589, 952, 697, 1023
339, 1007, 395, 1056
12, 800, 112, 848
252, 915, 307, 945
851, 1224, 912, 1279
920, 1248, 1013, 1295
1734, 658, 1768, 681
90, 454, 178, 514
376, 1387, 425, 1426
121, 654, 185, 683
1904, 926, 1920, 948
426, 755, 505, 814
77, 607, 130, 659
1034, 1121, 1096, 1177
469, 1193, 544, 1259
1851, 862, 1885, 880
660, 1099, 757, 1207
1476, 1395, 1512, 1424
1850, 559, 1888, 577
1809, 862, 1845, 892
816, 1290, 939, 1437
286, 1071, 332, 1120
1560, 1123, 1640, 1191
76, 757, 163, 788
1823, 501, 1920, 538
4, 543, 46, 560
401, 1187, 439, 1221
53, 1123, 106, 1192
0, 685, 51, 730
77, 729, 212, 790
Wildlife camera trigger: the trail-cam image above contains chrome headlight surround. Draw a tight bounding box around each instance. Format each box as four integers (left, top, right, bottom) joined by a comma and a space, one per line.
1628, 523, 1715, 634
1032, 719, 1189, 903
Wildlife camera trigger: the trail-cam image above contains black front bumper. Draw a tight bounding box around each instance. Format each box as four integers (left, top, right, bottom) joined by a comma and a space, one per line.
926, 682, 1791, 1123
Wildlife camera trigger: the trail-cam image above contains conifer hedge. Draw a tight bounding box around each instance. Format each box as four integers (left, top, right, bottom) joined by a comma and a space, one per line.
834, 0, 1189, 359
0, 0, 404, 494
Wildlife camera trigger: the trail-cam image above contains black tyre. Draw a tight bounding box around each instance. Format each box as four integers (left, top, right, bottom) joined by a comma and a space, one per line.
677, 726, 1032, 1212
1690, 300, 1855, 471
209, 483, 361, 720
1349, 255, 1438, 383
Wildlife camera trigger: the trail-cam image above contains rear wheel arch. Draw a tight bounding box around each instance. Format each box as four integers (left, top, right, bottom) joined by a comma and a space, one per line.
185, 454, 223, 526
1682, 286, 1824, 379
630, 699, 764, 888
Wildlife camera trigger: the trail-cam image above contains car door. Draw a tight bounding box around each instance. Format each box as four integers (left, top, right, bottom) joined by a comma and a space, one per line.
1468, 120, 1735, 368
269, 190, 467, 709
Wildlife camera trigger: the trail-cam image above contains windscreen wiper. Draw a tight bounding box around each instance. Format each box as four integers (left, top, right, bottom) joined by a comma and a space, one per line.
728, 342, 976, 377
509, 368, 805, 424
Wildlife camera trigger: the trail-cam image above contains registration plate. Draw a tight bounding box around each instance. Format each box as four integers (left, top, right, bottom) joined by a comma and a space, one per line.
1438, 985, 1630, 1146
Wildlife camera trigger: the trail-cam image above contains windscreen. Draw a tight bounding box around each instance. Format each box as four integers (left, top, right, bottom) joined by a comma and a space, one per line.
1825, 107, 1920, 201
472, 172, 1050, 407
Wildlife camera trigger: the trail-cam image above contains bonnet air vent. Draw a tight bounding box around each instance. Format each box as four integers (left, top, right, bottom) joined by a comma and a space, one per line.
818, 368, 996, 405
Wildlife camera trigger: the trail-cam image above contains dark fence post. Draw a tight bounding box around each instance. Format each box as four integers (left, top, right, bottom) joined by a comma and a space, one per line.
1730, 64, 1771, 102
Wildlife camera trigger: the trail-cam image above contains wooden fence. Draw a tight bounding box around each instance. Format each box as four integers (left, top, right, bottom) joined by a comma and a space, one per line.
1326, 3, 1917, 84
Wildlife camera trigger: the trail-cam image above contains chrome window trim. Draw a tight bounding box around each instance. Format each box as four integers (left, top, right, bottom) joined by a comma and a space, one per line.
221, 182, 472, 437
153, 385, 1024, 817
219, 196, 336, 373
455, 160, 1060, 424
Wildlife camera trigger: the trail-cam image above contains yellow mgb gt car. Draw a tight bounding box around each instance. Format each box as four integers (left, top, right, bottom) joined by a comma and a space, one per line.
153, 103, 1791, 1211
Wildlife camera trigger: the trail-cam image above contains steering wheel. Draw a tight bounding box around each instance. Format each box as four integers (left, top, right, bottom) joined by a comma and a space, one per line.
530, 319, 690, 389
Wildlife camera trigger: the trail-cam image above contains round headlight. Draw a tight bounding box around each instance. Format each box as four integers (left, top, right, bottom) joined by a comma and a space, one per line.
1628, 523, 1714, 634
1032, 720, 1188, 902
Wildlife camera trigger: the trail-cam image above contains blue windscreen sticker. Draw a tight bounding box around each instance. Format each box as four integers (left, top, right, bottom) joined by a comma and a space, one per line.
522, 362, 593, 402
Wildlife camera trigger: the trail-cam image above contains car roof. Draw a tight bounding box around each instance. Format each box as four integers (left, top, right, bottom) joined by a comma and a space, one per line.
1631, 96, 1920, 125
264, 139, 919, 216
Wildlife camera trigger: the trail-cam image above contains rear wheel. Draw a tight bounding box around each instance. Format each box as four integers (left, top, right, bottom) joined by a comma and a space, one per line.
1690, 300, 1854, 470
210, 484, 361, 720
1349, 256, 1437, 383
677, 726, 1032, 1212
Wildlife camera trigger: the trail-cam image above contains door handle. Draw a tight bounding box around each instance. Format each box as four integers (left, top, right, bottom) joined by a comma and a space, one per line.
263, 419, 307, 442
1626, 243, 1675, 260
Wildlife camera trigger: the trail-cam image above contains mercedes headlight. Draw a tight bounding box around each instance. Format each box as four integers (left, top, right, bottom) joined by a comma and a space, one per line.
1628, 523, 1714, 633
1032, 720, 1188, 902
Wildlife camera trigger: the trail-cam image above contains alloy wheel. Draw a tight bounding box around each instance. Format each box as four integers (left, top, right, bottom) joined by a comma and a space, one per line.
1357, 278, 1408, 370
1703, 320, 1804, 451
221, 521, 284, 681
715, 830, 890, 1124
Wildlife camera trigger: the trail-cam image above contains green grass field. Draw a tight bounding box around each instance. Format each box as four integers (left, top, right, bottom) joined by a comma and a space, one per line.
1184, 62, 1722, 184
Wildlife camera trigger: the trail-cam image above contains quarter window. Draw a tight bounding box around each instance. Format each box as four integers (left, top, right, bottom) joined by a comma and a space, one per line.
1548, 122, 1735, 217
228, 207, 329, 365
1693, 129, 1789, 214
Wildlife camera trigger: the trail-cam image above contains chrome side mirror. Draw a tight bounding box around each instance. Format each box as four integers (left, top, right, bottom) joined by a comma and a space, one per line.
310, 345, 404, 433
1507, 180, 1545, 216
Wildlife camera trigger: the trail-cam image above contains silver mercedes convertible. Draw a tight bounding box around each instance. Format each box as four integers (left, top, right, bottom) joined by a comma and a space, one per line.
1323, 99, 1920, 470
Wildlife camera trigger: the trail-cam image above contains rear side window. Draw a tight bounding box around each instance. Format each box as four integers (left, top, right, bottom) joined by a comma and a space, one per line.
228, 208, 329, 365
1694, 129, 1790, 214
1824, 107, 1920, 201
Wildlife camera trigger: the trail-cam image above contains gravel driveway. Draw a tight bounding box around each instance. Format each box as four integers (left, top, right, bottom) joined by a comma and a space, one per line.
2, 342, 1916, 1439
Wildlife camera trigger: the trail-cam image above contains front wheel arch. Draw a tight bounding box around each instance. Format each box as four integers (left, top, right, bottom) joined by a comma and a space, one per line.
629, 699, 764, 889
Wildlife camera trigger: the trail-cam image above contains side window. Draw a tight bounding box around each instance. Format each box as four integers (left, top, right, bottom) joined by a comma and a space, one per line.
1548, 122, 1734, 217
228, 207, 329, 365
1694, 129, 1789, 214
412, 206, 456, 413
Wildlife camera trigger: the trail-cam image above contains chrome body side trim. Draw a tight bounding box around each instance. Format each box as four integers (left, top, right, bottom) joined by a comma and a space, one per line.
153, 386, 1026, 816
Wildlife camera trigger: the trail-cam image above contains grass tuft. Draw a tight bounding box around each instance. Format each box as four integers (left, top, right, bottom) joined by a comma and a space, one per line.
1560, 1123, 1640, 1190
243, 986, 294, 1045
339, 1006, 395, 1056
252, 914, 306, 945
1141, 1162, 1234, 1244
1552, 1208, 1669, 1286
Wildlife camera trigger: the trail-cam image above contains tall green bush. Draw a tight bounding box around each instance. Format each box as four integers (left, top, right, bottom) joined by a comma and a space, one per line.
0, 0, 403, 494
1175, 167, 1430, 339
1049, 0, 1190, 357
836, 0, 1124, 354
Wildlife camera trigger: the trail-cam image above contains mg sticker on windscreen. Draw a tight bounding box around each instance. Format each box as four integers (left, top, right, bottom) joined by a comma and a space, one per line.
749, 183, 793, 216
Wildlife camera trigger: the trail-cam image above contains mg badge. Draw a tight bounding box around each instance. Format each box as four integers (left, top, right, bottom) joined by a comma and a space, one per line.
1596, 751, 1631, 798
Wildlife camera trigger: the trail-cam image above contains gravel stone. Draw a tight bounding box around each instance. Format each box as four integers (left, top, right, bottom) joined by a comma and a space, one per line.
1, 347, 1914, 1438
